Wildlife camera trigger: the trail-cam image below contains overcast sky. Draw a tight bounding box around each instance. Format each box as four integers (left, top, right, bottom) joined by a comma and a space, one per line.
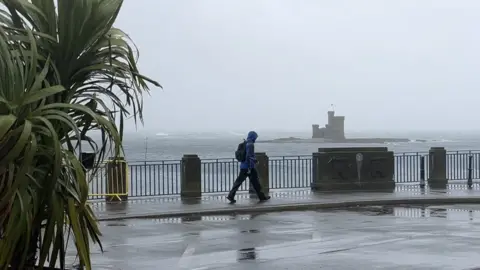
114, 0, 480, 133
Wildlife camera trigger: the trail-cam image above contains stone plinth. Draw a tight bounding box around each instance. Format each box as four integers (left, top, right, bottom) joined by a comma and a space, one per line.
106, 157, 128, 202
256, 152, 270, 195
181, 154, 202, 198
428, 147, 447, 189
311, 147, 395, 192
249, 153, 270, 196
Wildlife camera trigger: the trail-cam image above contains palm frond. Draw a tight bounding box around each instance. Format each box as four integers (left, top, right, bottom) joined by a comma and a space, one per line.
0, 0, 161, 269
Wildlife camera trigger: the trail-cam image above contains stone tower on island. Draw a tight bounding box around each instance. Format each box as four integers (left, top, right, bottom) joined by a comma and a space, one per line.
312, 111, 345, 140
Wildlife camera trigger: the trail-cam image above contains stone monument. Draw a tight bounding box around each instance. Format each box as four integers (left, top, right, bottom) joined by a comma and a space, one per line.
311, 147, 395, 192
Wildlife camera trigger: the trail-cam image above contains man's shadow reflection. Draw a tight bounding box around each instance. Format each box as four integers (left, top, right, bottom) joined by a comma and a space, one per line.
236, 213, 262, 262
105, 201, 128, 213
237, 247, 256, 261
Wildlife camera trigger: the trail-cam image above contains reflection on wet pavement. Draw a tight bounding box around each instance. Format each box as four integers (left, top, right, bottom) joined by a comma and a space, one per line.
71, 204, 480, 269
237, 248, 256, 261
91, 185, 480, 221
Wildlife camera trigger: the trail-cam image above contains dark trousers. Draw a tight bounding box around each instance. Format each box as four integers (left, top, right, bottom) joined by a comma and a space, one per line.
228, 168, 267, 199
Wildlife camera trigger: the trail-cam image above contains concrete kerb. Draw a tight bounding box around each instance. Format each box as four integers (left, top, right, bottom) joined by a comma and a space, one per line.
96, 196, 480, 221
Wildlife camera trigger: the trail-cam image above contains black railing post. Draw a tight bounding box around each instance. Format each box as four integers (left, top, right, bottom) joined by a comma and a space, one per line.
420, 155, 425, 188
144, 160, 147, 195
468, 155, 473, 189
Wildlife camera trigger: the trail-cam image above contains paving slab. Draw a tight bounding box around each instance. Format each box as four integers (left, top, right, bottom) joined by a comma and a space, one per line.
90, 183, 480, 221
79, 204, 480, 270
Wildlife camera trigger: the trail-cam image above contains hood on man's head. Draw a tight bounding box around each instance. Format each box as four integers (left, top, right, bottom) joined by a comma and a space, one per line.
247, 131, 258, 142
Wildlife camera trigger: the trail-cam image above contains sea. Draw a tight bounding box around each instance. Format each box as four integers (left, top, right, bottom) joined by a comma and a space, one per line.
120, 130, 480, 162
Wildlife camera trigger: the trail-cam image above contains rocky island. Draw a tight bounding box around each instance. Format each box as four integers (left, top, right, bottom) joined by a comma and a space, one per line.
257, 111, 425, 144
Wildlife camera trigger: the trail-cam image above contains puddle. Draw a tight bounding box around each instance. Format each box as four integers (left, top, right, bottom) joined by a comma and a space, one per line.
326, 204, 480, 221
240, 229, 260, 234
105, 222, 128, 227
101, 204, 480, 228
136, 214, 253, 224
237, 248, 257, 261
335, 205, 395, 216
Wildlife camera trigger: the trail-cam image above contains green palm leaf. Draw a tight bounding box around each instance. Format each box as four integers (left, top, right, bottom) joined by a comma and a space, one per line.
0, 0, 161, 269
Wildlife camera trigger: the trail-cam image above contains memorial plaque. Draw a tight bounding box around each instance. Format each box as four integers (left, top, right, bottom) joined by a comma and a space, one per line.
370, 158, 386, 179
328, 156, 354, 181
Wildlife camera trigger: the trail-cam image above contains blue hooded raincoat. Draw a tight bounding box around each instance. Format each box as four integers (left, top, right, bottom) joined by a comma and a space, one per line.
240, 131, 258, 169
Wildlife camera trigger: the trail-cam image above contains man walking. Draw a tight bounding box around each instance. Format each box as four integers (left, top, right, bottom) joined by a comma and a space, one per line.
227, 131, 271, 203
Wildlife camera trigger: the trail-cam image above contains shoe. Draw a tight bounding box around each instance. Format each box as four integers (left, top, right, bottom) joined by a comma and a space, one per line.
227, 196, 236, 203
259, 195, 271, 202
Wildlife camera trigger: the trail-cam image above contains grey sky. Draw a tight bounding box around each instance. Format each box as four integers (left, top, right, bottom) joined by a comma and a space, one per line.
115, 0, 480, 133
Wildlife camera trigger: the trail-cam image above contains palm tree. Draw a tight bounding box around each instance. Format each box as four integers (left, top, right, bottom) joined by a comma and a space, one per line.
0, 0, 160, 269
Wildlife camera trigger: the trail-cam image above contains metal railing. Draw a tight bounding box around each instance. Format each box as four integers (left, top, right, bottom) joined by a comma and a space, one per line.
88, 166, 108, 200
394, 152, 429, 183
447, 151, 480, 181
202, 158, 241, 193
199, 156, 313, 193
269, 155, 312, 189
87, 160, 128, 201
88, 150, 480, 199
129, 161, 181, 197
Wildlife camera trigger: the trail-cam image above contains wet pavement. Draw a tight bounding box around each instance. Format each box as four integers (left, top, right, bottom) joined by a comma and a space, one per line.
91, 183, 480, 221
70, 184, 480, 269
77, 203, 480, 269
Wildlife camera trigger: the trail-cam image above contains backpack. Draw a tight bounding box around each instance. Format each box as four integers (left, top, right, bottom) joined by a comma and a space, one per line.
235, 140, 247, 162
